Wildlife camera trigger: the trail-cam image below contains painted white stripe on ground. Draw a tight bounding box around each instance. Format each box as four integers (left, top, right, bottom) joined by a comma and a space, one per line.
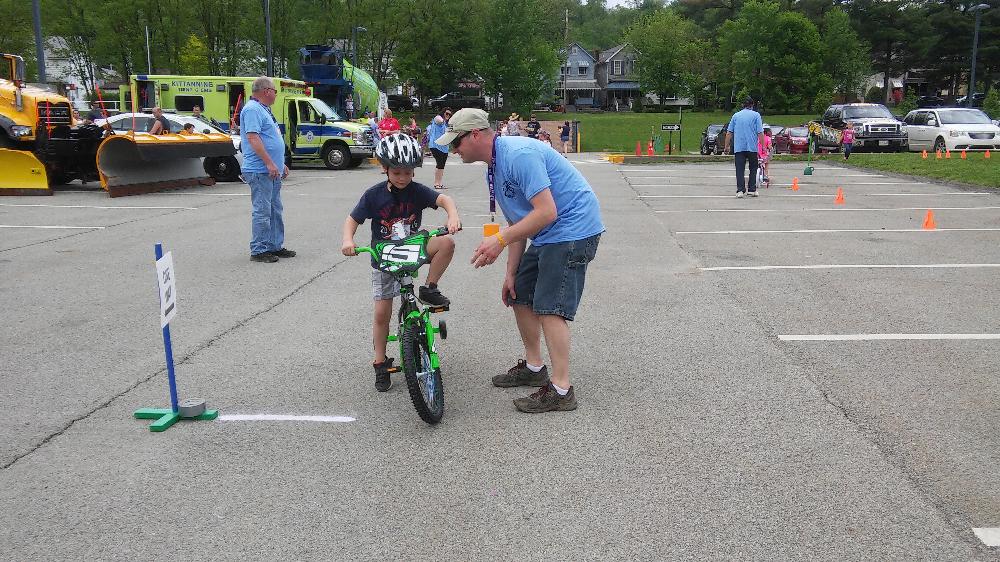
779, 334, 1000, 341
676, 228, 1000, 234
631, 184, 703, 188
0, 203, 197, 210
218, 414, 356, 423
973, 528, 1000, 547
656, 204, 1000, 211
58, 190, 250, 196
0, 224, 106, 230
700, 263, 1000, 271
637, 193, 992, 199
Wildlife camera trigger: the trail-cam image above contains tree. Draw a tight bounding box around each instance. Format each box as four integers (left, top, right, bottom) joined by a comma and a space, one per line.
821, 8, 869, 101
1, 0, 37, 78
178, 35, 209, 75
847, 0, 932, 104
626, 9, 708, 106
393, 0, 477, 97
983, 88, 1000, 120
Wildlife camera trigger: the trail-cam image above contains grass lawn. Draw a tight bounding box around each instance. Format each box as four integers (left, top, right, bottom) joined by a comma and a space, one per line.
535, 111, 817, 153
833, 152, 1000, 188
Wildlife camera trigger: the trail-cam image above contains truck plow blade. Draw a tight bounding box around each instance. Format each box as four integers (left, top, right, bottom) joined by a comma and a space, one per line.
0, 148, 52, 195
96, 132, 237, 197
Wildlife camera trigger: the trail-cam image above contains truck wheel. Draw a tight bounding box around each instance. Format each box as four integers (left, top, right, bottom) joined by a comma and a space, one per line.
348, 157, 364, 168
322, 144, 350, 170
204, 156, 241, 182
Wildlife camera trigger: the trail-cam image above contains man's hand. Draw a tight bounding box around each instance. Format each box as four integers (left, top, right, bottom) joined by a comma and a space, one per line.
266, 161, 280, 179
281, 165, 290, 180
501, 274, 517, 307
471, 235, 503, 268
341, 240, 357, 256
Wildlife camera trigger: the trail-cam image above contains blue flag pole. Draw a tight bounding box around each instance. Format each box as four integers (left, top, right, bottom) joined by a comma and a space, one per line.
155, 243, 180, 413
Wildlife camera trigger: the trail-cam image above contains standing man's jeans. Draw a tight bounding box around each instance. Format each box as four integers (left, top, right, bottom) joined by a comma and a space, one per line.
245, 172, 284, 256
734, 151, 760, 193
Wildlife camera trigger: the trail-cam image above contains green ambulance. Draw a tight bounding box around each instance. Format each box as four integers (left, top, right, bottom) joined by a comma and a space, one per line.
121, 75, 374, 169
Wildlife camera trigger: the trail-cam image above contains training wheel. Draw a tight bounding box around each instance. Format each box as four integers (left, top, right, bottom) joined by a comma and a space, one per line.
438, 320, 447, 340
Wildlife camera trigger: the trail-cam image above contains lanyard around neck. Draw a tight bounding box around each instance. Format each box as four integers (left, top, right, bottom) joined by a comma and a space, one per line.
486, 133, 499, 221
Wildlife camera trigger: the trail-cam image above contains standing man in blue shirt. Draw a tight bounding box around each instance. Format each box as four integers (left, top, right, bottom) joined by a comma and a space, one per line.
724, 96, 765, 198
240, 77, 295, 263
437, 108, 605, 414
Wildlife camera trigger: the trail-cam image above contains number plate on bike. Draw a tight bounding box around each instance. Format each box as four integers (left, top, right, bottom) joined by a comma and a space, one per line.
376, 242, 428, 274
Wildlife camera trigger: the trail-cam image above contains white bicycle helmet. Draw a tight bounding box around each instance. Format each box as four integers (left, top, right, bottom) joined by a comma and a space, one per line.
375, 133, 423, 168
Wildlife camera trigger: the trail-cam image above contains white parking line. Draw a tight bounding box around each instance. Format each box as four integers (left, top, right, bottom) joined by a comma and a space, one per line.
0, 224, 106, 230
655, 206, 1000, 213
700, 263, 1000, 271
973, 528, 1000, 547
217, 414, 356, 423
676, 228, 1000, 234
630, 184, 703, 188
635, 193, 993, 199
779, 334, 1000, 341
0, 203, 197, 210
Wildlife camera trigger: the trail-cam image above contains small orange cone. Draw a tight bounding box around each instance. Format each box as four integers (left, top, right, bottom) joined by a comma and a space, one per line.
834, 187, 845, 205
986, 150, 992, 159
961, 150, 967, 159
936, 150, 942, 159
635, 141, 641, 156
946, 149, 952, 159
921, 150, 927, 159
791, 177, 800, 191
922, 209, 937, 230
647, 140, 654, 156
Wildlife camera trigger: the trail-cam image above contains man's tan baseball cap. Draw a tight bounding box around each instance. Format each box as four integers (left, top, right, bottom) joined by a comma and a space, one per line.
433, 108, 490, 146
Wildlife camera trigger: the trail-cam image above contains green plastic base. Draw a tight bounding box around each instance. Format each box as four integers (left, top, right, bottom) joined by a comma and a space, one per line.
803, 166, 814, 175
134, 407, 219, 432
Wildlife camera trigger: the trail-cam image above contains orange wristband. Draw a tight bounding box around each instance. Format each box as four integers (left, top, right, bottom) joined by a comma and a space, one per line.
494, 232, 507, 248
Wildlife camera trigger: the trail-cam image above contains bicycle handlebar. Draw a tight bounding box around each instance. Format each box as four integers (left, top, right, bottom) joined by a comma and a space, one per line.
354, 226, 460, 260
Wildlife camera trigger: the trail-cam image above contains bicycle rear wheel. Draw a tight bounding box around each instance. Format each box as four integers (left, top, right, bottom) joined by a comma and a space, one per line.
401, 321, 444, 424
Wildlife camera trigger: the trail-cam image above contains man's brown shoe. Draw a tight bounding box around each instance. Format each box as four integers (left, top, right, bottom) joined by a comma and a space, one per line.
513, 384, 577, 413
492, 359, 550, 387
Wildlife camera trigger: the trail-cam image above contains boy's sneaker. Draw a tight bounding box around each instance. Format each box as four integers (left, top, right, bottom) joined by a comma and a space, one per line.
418, 285, 450, 307
513, 384, 577, 413
492, 359, 550, 387
374, 358, 394, 392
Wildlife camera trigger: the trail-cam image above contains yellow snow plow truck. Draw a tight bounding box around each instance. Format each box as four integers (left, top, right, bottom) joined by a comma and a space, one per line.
1, 53, 235, 197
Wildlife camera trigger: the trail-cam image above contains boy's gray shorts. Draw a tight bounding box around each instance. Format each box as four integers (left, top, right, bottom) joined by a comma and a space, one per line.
371, 269, 400, 301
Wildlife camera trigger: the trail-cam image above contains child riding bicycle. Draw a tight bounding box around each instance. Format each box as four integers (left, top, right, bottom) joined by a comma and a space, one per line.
341, 133, 461, 392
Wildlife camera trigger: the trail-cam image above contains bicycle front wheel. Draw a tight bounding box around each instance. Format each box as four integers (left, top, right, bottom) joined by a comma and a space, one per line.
401, 321, 444, 424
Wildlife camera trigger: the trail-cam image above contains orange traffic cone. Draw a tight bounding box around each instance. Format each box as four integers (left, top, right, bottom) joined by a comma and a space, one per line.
946, 149, 952, 159
635, 141, 641, 156
961, 150, 967, 159
921, 150, 927, 159
922, 209, 937, 230
986, 150, 992, 159
647, 140, 654, 156
834, 187, 845, 205
936, 149, 942, 159
791, 177, 799, 191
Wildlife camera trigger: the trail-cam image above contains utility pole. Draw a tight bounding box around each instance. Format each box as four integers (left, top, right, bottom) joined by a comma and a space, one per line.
32, 0, 46, 82
968, 4, 990, 107
263, 0, 273, 76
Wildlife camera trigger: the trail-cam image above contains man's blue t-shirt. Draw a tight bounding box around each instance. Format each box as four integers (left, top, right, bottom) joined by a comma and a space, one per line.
350, 181, 440, 245
240, 99, 285, 173
727, 108, 763, 153
490, 136, 604, 245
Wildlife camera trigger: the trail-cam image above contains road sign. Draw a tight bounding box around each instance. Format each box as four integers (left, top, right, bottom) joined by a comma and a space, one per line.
156, 251, 177, 327
661, 124, 681, 131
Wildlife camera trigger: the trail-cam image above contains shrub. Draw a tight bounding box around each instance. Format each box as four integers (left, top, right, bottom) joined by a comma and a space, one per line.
983, 89, 1000, 120
897, 91, 918, 114
865, 86, 884, 103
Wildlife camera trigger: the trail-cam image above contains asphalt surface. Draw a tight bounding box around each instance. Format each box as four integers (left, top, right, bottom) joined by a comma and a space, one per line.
1, 153, 997, 560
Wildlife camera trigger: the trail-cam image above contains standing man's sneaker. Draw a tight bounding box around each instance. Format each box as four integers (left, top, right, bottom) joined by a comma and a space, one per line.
748, 191, 759, 197
492, 359, 550, 387
251, 252, 278, 263
418, 284, 450, 307
513, 384, 577, 413
736, 192, 745, 199
272, 248, 297, 258
374, 358, 394, 392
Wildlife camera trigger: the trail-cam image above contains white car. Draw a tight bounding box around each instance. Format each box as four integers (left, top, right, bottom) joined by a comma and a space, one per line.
95, 112, 244, 182
902, 108, 1000, 153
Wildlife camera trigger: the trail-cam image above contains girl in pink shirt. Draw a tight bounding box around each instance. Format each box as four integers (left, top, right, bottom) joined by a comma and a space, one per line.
841, 122, 855, 160
758, 127, 773, 186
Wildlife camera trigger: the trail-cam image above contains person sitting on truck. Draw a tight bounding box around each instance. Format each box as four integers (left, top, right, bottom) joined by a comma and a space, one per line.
180, 122, 196, 135
148, 107, 171, 135
377, 108, 401, 137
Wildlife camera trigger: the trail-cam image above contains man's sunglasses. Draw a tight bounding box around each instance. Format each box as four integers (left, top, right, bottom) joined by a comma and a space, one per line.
450, 128, 483, 150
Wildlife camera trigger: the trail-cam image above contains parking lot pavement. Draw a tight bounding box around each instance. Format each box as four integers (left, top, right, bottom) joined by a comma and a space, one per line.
0, 156, 992, 558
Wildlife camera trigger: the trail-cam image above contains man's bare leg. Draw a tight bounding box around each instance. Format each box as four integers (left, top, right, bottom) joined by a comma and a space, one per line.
540, 314, 570, 389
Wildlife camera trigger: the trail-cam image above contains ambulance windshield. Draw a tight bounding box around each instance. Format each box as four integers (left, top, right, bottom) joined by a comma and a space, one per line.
311, 99, 342, 122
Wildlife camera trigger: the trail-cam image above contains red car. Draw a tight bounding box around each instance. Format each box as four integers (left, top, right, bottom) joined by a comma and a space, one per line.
773, 126, 810, 154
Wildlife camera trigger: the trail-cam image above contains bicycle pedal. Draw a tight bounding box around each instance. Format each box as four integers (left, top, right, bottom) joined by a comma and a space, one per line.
386, 366, 401, 374
427, 305, 449, 313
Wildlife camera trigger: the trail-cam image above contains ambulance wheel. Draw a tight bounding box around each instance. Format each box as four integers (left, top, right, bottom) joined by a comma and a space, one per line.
348, 157, 364, 168
322, 144, 350, 170
204, 156, 241, 182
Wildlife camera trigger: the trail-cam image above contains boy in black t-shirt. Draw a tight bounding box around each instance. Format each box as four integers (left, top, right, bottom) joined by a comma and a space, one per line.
341, 133, 461, 392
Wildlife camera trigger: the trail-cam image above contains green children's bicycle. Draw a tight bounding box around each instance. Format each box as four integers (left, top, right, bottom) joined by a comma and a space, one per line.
354, 227, 457, 424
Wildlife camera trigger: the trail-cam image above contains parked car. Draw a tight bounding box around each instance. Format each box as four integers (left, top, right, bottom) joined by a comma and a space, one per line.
768, 125, 785, 138
773, 126, 810, 154
902, 108, 1000, 153
428, 92, 486, 110
700, 124, 725, 155
818, 103, 907, 152
410, 96, 420, 109
917, 95, 947, 108
955, 93, 986, 108
386, 94, 414, 112
95, 112, 243, 182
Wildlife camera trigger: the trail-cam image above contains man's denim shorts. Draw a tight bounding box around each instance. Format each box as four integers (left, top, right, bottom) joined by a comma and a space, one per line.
510, 233, 601, 321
